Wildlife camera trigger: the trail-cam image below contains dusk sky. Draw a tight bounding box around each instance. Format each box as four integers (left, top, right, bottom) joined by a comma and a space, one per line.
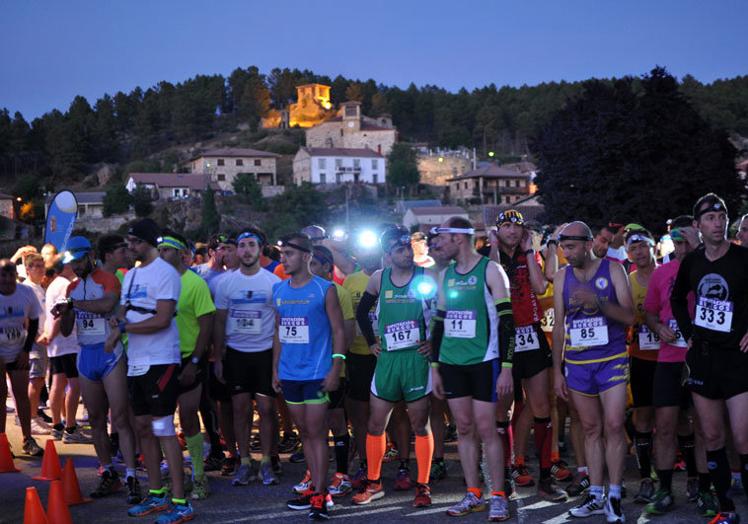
1, 0, 745, 119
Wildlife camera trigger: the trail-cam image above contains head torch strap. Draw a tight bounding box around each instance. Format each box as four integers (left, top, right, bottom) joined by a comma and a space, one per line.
558, 234, 592, 242
431, 227, 475, 235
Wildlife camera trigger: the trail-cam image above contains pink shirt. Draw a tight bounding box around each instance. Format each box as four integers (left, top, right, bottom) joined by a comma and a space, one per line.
643, 260, 694, 363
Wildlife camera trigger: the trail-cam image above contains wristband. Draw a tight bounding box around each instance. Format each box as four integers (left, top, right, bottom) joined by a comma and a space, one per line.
332, 353, 346, 360
501, 362, 513, 369
430, 362, 440, 369
118, 321, 127, 334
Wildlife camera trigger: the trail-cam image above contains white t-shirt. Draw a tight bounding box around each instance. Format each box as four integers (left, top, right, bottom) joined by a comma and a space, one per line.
121, 257, 181, 373
215, 268, 280, 353
22, 281, 47, 358
0, 284, 42, 363
45, 276, 79, 358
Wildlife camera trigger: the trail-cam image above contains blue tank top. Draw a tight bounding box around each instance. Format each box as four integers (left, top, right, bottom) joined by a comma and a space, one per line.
272, 275, 333, 381
562, 259, 627, 362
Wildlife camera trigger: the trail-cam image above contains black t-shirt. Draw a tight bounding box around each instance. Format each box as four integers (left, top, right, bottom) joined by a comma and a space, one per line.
671, 243, 748, 349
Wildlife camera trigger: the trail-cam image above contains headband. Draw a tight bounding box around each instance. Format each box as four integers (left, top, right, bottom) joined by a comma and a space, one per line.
625, 234, 655, 248
277, 239, 312, 253
237, 232, 262, 244
385, 234, 412, 252
559, 234, 592, 242
157, 236, 188, 251
669, 228, 686, 242
430, 227, 475, 235
695, 201, 727, 219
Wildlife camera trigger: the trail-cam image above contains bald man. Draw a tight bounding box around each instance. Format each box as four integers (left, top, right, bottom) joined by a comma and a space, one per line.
551, 222, 635, 523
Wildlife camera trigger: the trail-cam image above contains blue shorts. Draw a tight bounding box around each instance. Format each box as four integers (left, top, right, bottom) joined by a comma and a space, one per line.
281, 379, 329, 405
78, 343, 121, 382
564, 353, 629, 397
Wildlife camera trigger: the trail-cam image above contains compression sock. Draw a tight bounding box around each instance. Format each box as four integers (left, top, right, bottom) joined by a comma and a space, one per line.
534, 417, 553, 480
365, 433, 387, 482
333, 433, 350, 475
185, 433, 205, 478
634, 430, 653, 479
415, 434, 434, 485
706, 447, 735, 512
678, 433, 697, 477
740, 454, 748, 499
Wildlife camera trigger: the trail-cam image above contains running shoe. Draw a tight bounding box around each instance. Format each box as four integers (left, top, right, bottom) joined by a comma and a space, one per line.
566, 474, 590, 497
512, 464, 535, 487
446, 492, 486, 516
154, 500, 194, 524
22, 437, 43, 456
551, 459, 573, 482
51, 426, 64, 441
288, 489, 314, 510
538, 477, 568, 502
673, 456, 687, 472
634, 478, 655, 503
413, 484, 431, 508
232, 462, 257, 486
289, 447, 306, 464
30, 417, 51, 435
488, 494, 510, 522
430, 460, 447, 482
604, 496, 625, 523
190, 474, 209, 500
37, 409, 53, 424
294, 469, 313, 494
729, 475, 743, 497
63, 427, 94, 444
708, 512, 740, 524
352, 481, 384, 505
328, 472, 352, 497
350, 464, 368, 490
221, 455, 238, 476
382, 445, 398, 463
568, 494, 605, 518
394, 466, 413, 491
249, 433, 261, 452
644, 489, 673, 515
260, 461, 278, 486
127, 493, 170, 517
126, 475, 142, 504
696, 491, 719, 518
90, 469, 122, 498
308, 492, 328, 521
278, 431, 300, 454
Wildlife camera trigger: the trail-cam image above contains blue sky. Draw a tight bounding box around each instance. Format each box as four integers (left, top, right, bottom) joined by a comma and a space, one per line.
1, 0, 745, 119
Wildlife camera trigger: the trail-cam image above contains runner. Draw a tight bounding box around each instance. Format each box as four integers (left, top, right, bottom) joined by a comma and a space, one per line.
623, 228, 660, 504
737, 213, 748, 246
490, 210, 567, 502
411, 231, 435, 268
55, 235, 140, 503
97, 234, 130, 284
158, 230, 216, 500
671, 193, 748, 524
212, 227, 281, 487
110, 219, 193, 523
430, 216, 515, 522
0, 259, 44, 456
552, 221, 635, 524
642, 216, 716, 516
352, 225, 435, 508
272, 232, 346, 520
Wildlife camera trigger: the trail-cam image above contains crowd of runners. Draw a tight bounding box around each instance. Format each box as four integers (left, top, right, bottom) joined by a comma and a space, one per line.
1, 192, 747, 524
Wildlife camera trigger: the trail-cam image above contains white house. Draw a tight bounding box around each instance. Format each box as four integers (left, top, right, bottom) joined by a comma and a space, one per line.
185, 148, 280, 192
402, 206, 469, 231
293, 147, 386, 186
125, 173, 215, 200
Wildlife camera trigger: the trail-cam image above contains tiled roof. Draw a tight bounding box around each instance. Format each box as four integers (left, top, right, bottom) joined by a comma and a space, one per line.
128, 173, 213, 190
302, 147, 384, 158
448, 163, 531, 181
192, 148, 280, 160
408, 206, 468, 216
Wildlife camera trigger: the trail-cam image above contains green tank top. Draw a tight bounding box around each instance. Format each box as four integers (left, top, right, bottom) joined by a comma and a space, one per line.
440, 257, 499, 365
376, 267, 428, 352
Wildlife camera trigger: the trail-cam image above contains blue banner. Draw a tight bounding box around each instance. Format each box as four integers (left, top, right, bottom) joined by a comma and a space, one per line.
44, 191, 78, 252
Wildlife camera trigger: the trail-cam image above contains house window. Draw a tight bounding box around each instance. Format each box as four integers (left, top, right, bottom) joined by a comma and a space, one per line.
464, 182, 468, 189
217, 174, 226, 181
340, 129, 344, 137
318, 158, 326, 169
353, 159, 360, 169
236, 159, 243, 166
345, 105, 357, 117
372, 174, 378, 184
320, 173, 326, 184
254, 159, 261, 166
336, 173, 342, 184
217, 159, 225, 166
335, 159, 342, 169
372, 159, 378, 169
505, 196, 511, 203
79, 206, 86, 216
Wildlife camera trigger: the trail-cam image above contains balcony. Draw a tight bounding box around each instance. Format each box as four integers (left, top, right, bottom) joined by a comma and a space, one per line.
335, 166, 362, 174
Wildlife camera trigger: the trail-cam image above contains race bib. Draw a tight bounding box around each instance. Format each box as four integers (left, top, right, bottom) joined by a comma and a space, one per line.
279, 317, 310, 344
637, 325, 660, 350
515, 325, 540, 352
540, 308, 555, 333
384, 320, 419, 351
128, 364, 150, 377
230, 310, 261, 335
694, 297, 733, 333
0, 326, 23, 343
668, 319, 688, 348
569, 317, 609, 347
445, 310, 476, 338
76, 312, 106, 337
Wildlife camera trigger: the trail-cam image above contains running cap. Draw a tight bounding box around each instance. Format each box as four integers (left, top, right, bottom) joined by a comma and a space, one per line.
62, 236, 93, 263
496, 209, 524, 226
128, 219, 161, 247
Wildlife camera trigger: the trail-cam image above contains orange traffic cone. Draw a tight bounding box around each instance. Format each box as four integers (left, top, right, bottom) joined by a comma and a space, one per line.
62, 458, 91, 505
0, 432, 20, 473
33, 440, 62, 481
46, 480, 73, 524
23, 486, 49, 524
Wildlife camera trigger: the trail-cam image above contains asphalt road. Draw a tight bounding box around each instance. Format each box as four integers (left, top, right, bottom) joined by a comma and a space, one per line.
1, 405, 746, 524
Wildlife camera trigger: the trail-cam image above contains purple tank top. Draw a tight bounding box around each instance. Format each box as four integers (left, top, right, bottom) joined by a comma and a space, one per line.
562, 259, 627, 362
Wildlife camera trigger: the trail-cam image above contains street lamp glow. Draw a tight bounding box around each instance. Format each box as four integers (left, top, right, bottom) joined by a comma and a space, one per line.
331, 228, 347, 242
488, 151, 495, 158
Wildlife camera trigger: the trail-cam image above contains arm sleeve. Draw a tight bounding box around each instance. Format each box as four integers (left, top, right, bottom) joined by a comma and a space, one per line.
430, 309, 446, 363
23, 318, 39, 353
497, 298, 515, 367
355, 291, 378, 347
670, 256, 694, 341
